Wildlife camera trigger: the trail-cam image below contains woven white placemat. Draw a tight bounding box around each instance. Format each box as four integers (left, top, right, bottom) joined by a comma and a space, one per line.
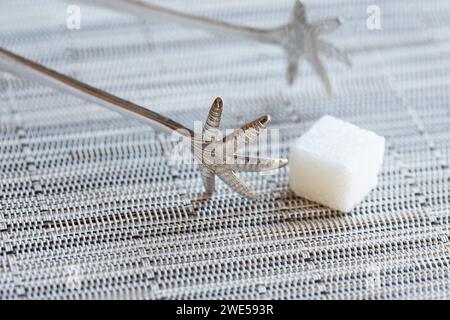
0, 0, 449, 299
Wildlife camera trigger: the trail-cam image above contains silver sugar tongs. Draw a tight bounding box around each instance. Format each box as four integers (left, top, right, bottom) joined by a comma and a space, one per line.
80, 0, 351, 94
0, 47, 288, 199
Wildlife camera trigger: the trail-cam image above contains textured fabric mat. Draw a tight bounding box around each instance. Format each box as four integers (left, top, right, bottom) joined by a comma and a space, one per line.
0, 0, 449, 299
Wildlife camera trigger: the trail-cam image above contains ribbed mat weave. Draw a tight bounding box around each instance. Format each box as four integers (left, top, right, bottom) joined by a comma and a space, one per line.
0, 0, 449, 299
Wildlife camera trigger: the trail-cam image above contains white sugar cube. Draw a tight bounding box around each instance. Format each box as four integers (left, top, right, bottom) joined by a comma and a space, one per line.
289, 115, 385, 212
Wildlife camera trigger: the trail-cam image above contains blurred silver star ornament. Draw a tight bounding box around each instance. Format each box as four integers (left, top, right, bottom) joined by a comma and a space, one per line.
266, 1, 352, 93
83, 0, 351, 94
